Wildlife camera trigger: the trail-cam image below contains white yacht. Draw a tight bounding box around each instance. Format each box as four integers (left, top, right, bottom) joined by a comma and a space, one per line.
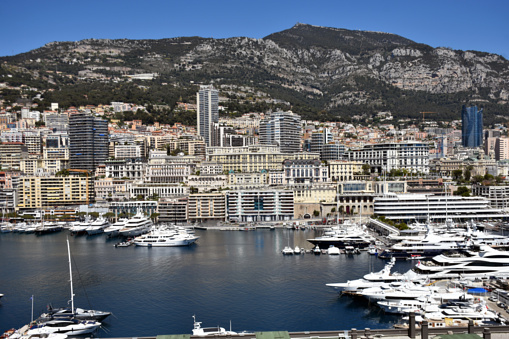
423, 301, 501, 322
26, 319, 101, 336
191, 316, 246, 337
118, 212, 153, 237
307, 222, 374, 250
134, 226, 199, 247
281, 246, 294, 255
85, 215, 110, 235
103, 218, 128, 237
379, 227, 472, 259
327, 245, 341, 255
69, 217, 91, 235
414, 245, 509, 279
326, 258, 421, 294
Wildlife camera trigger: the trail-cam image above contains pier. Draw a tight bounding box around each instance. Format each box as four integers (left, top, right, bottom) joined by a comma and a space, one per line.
106, 321, 509, 339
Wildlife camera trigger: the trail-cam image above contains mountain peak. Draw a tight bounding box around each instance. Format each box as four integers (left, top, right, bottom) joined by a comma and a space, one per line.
264, 23, 415, 55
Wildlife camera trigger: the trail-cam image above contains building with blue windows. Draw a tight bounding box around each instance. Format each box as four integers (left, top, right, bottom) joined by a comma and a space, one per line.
461, 105, 483, 147
69, 113, 109, 171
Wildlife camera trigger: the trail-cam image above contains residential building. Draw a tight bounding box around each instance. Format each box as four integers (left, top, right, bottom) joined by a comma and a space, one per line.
495, 137, 509, 161
94, 178, 130, 202
187, 193, 226, 223
226, 189, 294, 222
461, 105, 483, 147
114, 145, 142, 159
0, 142, 28, 171
157, 198, 188, 223
17, 175, 92, 210
328, 160, 364, 181
197, 85, 219, 146
69, 113, 109, 171
259, 111, 301, 153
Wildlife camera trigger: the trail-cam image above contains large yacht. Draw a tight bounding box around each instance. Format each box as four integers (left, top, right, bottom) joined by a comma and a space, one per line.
379, 228, 473, 259
413, 246, 509, 279
85, 215, 110, 235
118, 212, 153, 237
307, 222, 374, 249
103, 218, 128, 237
326, 258, 421, 294
134, 225, 199, 247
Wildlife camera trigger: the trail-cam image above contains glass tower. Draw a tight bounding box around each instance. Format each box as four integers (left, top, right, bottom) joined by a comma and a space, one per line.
69, 113, 109, 170
461, 105, 483, 147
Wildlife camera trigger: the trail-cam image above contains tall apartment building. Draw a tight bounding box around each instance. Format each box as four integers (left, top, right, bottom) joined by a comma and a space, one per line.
259, 111, 301, 153
17, 175, 92, 209
197, 85, 219, 146
310, 128, 333, 154
187, 193, 226, 223
69, 113, 109, 171
0, 142, 28, 171
495, 137, 509, 161
462, 105, 483, 147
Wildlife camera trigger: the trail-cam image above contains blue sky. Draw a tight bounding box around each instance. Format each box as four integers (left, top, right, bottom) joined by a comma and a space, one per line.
2, 0, 508, 59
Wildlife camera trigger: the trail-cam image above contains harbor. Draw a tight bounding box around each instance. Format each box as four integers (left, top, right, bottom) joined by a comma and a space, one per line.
1, 228, 416, 337
3, 220, 509, 338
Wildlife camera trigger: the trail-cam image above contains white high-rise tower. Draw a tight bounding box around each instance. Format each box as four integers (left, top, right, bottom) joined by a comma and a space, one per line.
197, 85, 219, 146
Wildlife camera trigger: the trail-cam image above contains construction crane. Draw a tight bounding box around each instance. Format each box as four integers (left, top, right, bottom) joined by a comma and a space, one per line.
420, 112, 437, 123
67, 169, 91, 206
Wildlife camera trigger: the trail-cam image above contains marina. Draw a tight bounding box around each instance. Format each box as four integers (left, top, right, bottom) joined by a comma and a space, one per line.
1, 228, 415, 337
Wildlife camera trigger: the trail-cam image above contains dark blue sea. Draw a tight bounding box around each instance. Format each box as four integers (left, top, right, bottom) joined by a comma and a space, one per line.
0, 229, 414, 337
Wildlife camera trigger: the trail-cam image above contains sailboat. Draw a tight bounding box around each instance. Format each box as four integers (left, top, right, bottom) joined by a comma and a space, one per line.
38, 239, 111, 322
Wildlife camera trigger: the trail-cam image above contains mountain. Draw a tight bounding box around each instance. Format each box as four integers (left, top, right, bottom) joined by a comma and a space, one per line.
1, 23, 508, 124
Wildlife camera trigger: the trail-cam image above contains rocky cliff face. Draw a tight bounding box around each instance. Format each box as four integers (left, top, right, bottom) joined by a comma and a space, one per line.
2, 23, 508, 117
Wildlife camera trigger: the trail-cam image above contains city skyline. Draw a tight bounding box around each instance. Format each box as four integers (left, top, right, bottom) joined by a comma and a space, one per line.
1, 0, 508, 59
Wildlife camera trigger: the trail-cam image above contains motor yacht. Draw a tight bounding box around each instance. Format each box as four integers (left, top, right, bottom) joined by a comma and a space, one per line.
326, 258, 421, 294
34, 222, 63, 234
379, 228, 473, 259
281, 246, 294, 255
103, 218, 128, 237
191, 316, 247, 337
133, 226, 199, 247
414, 245, 509, 279
69, 217, 91, 235
118, 211, 153, 237
307, 223, 374, 250
327, 245, 341, 255
26, 319, 101, 336
85, 215, 110, 235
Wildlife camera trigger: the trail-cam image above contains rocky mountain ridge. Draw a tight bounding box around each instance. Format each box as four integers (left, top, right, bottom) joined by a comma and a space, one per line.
1, 23, 508, 122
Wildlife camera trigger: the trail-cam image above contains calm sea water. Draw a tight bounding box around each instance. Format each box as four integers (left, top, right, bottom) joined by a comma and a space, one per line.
0, 229, 414, 337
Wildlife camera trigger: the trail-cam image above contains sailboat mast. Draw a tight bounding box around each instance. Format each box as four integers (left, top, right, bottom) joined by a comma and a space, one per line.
67, 238, 75, 313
